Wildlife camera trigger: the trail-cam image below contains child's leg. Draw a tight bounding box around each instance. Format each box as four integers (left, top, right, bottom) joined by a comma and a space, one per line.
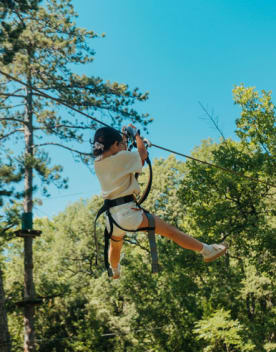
155, 216, 204, 251
109, 235, 124, 278
138, 213, 227, 262
138, 214, 203, 252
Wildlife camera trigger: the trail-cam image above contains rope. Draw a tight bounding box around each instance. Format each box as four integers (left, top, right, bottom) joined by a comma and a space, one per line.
0, 69, 275, 188
151, 143, 275, 188
0, 69, 110, 128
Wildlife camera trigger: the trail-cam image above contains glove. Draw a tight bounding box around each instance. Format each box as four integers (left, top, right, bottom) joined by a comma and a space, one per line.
122, 125, 138, 141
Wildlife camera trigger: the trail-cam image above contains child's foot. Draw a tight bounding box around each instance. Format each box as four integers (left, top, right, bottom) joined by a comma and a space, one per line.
201, 243, 228, 262
112, 264, 120, 279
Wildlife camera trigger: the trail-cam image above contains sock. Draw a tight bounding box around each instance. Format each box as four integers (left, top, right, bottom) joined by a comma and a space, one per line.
200, 243, 213, 256
112, 264, 120, 275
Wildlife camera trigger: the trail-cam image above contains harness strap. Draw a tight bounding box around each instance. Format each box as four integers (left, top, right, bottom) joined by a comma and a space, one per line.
106, 208, 154, 234
94, 159, 159, 276
104, 228, 113, 277
146, 213, 159, 273
105, 207, 159, 274
95, 200, 159, 275
111, 237, 124, 242
94, 195, 135, 264
105, 194, 135, 208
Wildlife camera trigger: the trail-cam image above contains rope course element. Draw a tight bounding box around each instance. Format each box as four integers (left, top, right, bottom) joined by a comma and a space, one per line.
150, 143, 276, 188
0, 69, 275, 188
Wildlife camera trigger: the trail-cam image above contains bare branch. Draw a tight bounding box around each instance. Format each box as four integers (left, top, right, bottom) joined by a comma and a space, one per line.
0, 129, 23, 140
0, 104, 25, 110
0, 224, 16, 236
0, 93, 26, 99
0, 88, 24, 95
198, 101, 226, 141
0, 117, 26, 124
11, 8, 26, 27
0, 88, 25, 101
33, 142, 91, 156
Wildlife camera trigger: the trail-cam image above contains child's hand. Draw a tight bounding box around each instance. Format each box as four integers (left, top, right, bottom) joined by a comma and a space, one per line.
122, 124, 138, 140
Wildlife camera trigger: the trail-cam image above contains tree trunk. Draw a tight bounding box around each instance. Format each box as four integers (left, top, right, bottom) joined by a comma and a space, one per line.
0, 268, 12, 352
23, 76, 36, 352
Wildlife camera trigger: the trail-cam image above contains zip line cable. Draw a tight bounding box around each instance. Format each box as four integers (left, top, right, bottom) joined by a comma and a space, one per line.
0, 69, 110, 127
0, 69, 275, 188
150, 143, 276, 188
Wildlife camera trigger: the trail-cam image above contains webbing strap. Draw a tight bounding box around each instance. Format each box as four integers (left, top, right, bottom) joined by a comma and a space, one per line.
146, 213, 159, 273
95, 193, 160, 276
104, 228, 111, 273
94, 195, 135, 265
105, 208, 160, 274
106, 209, 154, 234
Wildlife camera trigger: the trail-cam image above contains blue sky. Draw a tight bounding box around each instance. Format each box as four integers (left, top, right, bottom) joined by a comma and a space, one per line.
34, 0, 276, 218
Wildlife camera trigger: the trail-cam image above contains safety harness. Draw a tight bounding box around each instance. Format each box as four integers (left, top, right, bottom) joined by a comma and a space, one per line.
94, 152, 160, 277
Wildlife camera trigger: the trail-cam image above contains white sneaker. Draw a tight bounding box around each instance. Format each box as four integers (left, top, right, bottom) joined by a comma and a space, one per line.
112, 264, 120, 279
202, 243, 228, 263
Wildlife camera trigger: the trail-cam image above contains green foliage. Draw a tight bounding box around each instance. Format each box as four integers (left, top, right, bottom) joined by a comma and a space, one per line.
194, 309, 255, 351
233, 85, 276, 160
0, 150, 22, 207
2, 85, 276, 350
0, 0, 41, 64
0, 149, 22, 244
177, 85, 275, 351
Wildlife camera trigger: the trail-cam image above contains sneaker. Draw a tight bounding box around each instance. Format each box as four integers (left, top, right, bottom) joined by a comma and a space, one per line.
112, 264, 120, 279
202, 243, 228, 263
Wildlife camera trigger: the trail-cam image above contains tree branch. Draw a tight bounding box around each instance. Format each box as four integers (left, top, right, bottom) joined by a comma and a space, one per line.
0, 117, 26, 124
198, 101, 226, 141
0, 92, 26, 99
0, 104, 25, 110
0, 129, 23, 140
0, 224, 16, 236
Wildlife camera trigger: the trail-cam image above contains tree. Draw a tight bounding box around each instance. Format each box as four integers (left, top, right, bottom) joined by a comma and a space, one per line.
0, 0, 152, 350
178, 86, 276, 350
0, 0, 41, 64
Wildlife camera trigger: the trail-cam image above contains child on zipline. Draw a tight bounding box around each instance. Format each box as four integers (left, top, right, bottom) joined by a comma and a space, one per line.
93, 125, 227, 279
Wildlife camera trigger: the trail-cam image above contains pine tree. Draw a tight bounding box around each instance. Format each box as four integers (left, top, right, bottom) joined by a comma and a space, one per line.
0, 0, 152, 350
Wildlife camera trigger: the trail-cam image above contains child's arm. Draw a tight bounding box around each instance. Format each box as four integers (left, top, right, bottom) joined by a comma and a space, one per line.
135, 133, 148, 165
123, 123, 148, 165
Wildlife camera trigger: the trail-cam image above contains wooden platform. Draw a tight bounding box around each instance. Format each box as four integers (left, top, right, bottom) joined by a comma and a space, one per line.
15, 297, 43, 307
14, 229, 42, 238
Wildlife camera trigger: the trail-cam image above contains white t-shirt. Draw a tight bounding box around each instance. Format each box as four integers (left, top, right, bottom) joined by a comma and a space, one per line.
94, 151, 143, 200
